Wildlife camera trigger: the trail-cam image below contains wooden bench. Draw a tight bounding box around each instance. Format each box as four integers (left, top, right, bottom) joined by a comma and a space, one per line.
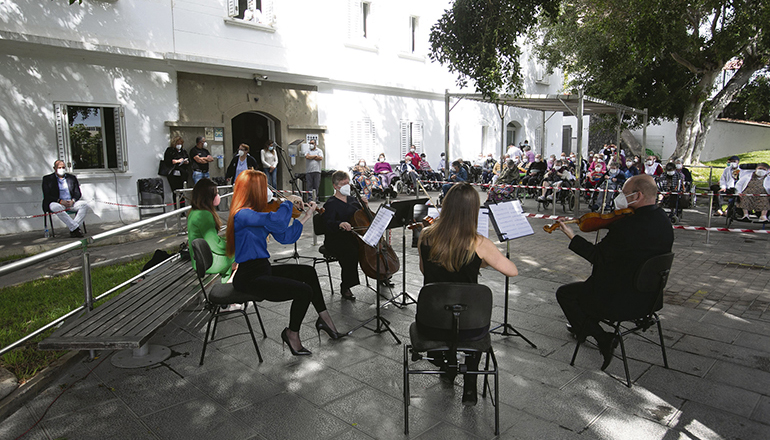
39, 255, 205, 368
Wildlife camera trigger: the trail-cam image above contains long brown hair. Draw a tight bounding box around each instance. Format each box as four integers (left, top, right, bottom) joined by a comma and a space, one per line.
226, 170, 268, 257
418, 182, 480, 272
191, 178, 222, 230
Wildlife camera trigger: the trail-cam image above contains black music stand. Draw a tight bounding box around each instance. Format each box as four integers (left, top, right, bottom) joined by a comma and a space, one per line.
486, 202, 538, 348
347, 205, 401, 344
274, 140, 316, 264
381, 198, 428, 308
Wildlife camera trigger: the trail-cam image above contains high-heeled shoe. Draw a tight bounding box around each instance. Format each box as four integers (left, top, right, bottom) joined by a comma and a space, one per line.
341, 288, 356, 301
315, 317, 346, 341
280, 328, 311, 356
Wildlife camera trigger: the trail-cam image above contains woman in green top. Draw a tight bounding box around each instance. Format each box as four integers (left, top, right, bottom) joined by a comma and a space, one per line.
188, 178, 234, 281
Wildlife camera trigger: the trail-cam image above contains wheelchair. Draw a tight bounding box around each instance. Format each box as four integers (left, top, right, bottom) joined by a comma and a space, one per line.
537, 181, 576, 213
658, 181, 690, 224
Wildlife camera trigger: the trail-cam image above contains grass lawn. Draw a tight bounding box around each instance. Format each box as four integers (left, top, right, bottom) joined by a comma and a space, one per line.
0, 255, 151, 382
690, 150, 770, 190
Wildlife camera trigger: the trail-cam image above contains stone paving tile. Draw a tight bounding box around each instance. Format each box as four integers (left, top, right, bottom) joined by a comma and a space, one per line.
668, 400, 770, 440
141, 397, 256, 440
24, 370, 116, 422
43, 398, 156, 440
704, 360, 770, 396
582, 407, 671, 440
672, 334, 770, 372
497, 410, 585, 440
183, 361, 284, 412
409, 421, 485, 440
0, 405, 50, 440
752, 395, 770, 426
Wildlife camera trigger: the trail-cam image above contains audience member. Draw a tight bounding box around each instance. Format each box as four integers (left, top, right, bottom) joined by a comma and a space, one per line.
304, 139, 323, 201
711, 155, 740, 216
42, 160, 91, 237
226, 143, 259, 185
374, 153, 398, 188
735, 163, 770, 222
190, 136, 214, 184
261, 140, 279, 188
164, 135, 190, 208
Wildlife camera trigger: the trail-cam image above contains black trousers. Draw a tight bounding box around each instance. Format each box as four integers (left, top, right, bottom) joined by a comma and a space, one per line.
324, 233, 361, 291
233, 259, 327, 332
555, 282, 606, 340
167, 174, 186, 208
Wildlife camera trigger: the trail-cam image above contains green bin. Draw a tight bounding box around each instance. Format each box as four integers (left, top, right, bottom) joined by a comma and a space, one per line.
318, 169, 336, 201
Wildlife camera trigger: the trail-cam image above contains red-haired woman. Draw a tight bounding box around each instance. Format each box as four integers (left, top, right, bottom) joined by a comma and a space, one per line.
226, 170, 344, 356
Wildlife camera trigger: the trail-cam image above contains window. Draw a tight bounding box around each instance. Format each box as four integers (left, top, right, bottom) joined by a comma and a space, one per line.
399, 121, 423, 158
409, 16, 418, 53
349, 118, 377, 163
348, 0, 372, 40
227, 0, 274, 25
54, 103, 127, 171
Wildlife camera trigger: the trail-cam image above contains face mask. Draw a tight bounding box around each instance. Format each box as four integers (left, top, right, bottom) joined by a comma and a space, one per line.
667, 171, 675, 176
756, 169, 768, 178
613, 191, 638, 210
359, 162, 365, 166
203, 142, 208, 148
626, 161, 633, 167
595, 166, 602, 171
238, 150, 245, 157
646, 160, 654, 166
268, 146, 274, 151
379, 158, 385, 162
339, 184, 351, 197
213, 194, 221, 207
730, 162, 739, 169
609, 169, 618, 175
176, 144, 182, 151
410, 149, 415, 153
634, 158, 639, 163
675, 164, 683, 170
56, 168, 66, 177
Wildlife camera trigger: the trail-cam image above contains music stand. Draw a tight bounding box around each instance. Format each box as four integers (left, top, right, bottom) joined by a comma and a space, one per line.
381, 198, 429, 308
347, 205, 401, 344
274, 140, 316, 264
486, 201, 538, 348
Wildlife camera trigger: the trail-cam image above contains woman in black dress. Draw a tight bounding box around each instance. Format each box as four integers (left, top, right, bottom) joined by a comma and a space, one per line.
418, 182, 518, 405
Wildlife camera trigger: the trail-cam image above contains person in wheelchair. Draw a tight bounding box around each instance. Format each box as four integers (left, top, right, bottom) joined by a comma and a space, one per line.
537, 161, 575, 203
521, 154, 547, 197
734, 163, 770, 222
600, 164, 626, 211
418, 182, 518, 405
398, 159, 420, 195
351, 159, 383, 199
657, 163, 683, 216
486, 159, 521, 203
441, 160, 468, 196
586, 160, 607, 211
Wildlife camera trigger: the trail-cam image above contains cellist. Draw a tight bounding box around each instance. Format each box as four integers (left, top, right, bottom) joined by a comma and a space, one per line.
553, 175, 673, 371
322, 171, 367, 301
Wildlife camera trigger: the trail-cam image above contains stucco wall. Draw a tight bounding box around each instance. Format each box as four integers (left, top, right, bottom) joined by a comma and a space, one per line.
0, 53, 178, 235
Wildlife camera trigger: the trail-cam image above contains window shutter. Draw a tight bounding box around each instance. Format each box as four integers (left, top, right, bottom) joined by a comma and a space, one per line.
348, 0, 361, 39
364, 118, 376, 162
400, 121, 409, 159
349, 120, 360, 162
54, 103, 70, 165
262, 0, 274, 24
228, 0, 238, 18
114, 107, 127, 171
413, 121, 423, 152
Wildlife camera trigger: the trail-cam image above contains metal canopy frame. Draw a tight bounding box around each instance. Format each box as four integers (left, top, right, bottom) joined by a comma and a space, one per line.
443, 90, 649, 184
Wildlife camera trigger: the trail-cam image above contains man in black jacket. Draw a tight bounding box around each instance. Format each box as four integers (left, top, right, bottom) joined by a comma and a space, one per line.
555, 175, 674, 369
42, 160, 90, 237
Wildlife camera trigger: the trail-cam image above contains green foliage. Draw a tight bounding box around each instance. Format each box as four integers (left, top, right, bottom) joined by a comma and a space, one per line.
0, 256, 150, 381
429, 0, 558, 98
721, 73, 770, 122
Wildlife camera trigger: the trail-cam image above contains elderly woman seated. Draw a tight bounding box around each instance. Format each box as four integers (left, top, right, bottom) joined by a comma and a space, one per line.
351, 159, 382, 199
735, 163, 770, 222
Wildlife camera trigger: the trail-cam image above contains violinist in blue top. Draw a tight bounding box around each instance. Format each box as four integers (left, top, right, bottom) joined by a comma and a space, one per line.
225, 170, 345, 356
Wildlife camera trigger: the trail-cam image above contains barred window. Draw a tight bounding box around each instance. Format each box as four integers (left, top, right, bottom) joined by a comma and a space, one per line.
54, 103, 127, 172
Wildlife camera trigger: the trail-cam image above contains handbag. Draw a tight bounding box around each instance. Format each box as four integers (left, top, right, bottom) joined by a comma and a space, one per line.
158, 159, 173, 177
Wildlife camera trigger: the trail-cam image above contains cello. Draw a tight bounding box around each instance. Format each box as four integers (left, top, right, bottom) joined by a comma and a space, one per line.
349, 186, 400, 281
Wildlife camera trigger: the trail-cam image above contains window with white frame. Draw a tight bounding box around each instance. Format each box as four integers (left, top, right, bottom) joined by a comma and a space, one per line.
399, 121, 423, 158
228, 0, 274, 25
349, 118, 377, 163
54, 103, 128, 171
348, 0, 372, 40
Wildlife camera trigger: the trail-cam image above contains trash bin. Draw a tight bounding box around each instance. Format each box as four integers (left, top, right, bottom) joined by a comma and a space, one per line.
319, 169, 337, 201
137, 178, 166, 220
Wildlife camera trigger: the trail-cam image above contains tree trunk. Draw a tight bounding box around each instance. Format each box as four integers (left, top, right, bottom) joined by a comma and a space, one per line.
671, 71, 717, 164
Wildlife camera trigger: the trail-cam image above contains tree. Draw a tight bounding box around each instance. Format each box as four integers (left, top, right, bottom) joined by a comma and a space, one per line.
429, 0, 558, 98
721, 73, 770, 123
534, 0, 770, 163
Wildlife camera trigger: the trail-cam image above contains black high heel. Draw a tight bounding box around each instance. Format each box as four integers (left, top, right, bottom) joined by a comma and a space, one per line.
280, 328, 311, 356
315, 317, 346, 341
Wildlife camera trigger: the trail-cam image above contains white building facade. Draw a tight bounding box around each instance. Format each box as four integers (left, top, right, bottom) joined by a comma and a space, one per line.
0, 0, 564, 235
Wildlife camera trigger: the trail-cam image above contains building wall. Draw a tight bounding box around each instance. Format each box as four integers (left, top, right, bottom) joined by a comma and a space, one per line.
0, 53, 178, 234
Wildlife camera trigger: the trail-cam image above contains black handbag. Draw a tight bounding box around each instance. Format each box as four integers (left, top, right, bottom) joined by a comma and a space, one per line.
158, 159, 173, 177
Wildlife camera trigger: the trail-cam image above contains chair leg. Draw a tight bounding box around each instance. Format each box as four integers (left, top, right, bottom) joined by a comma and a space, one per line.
211, 313, 221, 340
482, 351, 490, 398
240, 309, 263, 363
199, 312, 216, 366
615, 324, 632, 388
570, 339, 582, 366
325, 259, 334, 295
655, 314, 669, 368
403, 344, 411, 435
493, 354, 499, 436
252, 301, 267, 337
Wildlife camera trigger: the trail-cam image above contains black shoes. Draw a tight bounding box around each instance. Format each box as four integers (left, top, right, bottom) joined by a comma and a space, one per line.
315, 317, 346, 340
597, 332, 617, 371
340, 288, 356, 301
462, 376, 478, 406
69, 228, 84, 238
566, 324, 586, 343
280, 328, 311, 356
379, 279, 395, 288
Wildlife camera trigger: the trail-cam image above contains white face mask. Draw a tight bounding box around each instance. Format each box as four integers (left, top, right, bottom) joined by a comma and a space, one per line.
410, 148, 416, 153
310, 144, 316, 150
675, 164, 683, 169
359, 162, 365, 166
238, 150, 245, 157
203, 142, 208, 148
379, 157, 385, 162
176, 144, 182, 151
595, 166, 602, 171
666, 170, 675, 176
609, 169, 618, 175
613, 191, 638, 210
56, 168, 66, 177
730, 162, 739, 169
626, 161, 633, 167
756, 169, 768, 178
646, 160, 654, 166
339, 184, 351, 197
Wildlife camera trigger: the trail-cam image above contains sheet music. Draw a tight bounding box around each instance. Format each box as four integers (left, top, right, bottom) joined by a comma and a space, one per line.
487, 201, 534, 242
427, 206, 440, 219
362, 205, 396, 247
477, 207, 489, 238
511, 200, 523, 214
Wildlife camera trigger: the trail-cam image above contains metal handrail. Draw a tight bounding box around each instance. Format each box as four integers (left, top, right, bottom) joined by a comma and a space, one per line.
0, 187, 233, 357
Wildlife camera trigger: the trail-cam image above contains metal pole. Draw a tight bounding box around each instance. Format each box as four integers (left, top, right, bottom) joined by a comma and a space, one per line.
707, 192, 713, 244
82, 244, 95, 359
312, 189, 318, 246
642, 108, 648, 157
444, 89, 450, 180
575, 90, 585, 213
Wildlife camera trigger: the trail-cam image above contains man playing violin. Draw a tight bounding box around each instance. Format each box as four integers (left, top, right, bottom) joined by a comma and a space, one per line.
554, 175, 673, 370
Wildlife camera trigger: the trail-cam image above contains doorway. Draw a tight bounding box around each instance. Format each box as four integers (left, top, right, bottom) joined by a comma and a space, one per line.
231, 112, 279, 186
562, 126, 572, 155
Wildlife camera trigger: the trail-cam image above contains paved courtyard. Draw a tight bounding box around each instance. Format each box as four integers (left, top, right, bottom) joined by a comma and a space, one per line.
1, 193, 769, 439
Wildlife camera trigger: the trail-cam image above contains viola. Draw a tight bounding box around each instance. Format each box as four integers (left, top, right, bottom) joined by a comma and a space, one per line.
407, 216, 435, 230
543, 208, 634, 233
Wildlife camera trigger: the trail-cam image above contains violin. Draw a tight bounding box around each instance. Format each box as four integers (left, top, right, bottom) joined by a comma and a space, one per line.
407, 216, 435, 230
543, 208, 634, 233
262, 185, 323, 218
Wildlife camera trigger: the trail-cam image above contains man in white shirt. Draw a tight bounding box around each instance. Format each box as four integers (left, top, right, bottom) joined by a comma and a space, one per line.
305, 140, 323, 201
506, 144, 524, 164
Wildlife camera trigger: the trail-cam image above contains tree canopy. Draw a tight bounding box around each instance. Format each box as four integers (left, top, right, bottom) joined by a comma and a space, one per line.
721, 73, 770, 123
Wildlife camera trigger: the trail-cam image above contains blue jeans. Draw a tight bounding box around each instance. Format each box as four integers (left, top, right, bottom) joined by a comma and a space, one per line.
192, 170, 210, 184
266, 167, 277, 188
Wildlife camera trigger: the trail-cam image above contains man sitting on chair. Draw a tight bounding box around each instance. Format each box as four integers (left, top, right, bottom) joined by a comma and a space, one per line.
553, 175, 673, 370
43, 160, 90, 237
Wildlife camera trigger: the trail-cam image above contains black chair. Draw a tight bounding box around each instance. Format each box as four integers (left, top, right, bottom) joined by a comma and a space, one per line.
311, 213, 339, 295
43, 209, 86, 238
570, 252, 675, 387
403, 283, 499, 435
190, 238, 266, 366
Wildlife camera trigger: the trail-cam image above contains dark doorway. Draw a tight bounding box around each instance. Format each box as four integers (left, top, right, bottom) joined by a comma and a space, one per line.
231, 112, 281, 187
562, 126, 572, 155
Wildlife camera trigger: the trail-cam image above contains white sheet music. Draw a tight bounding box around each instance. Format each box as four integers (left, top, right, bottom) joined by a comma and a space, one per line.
477, 207, 489, 238
362, 206, 396, 247
511, 200, 523, 214
427, 206, 440, 219
488, 201, 534, 241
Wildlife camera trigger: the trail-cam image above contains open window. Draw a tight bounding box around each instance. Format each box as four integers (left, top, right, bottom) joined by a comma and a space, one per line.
227, 0, 274, 25
54, 103, 128, 172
